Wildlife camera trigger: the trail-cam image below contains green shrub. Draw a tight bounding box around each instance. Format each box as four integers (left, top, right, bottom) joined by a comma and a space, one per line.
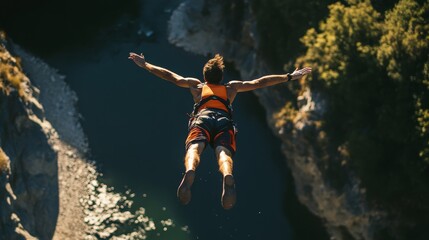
298, 0, 429, 224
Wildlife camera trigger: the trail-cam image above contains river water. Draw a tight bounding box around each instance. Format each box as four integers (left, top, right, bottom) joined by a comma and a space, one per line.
2, 0, 328, 239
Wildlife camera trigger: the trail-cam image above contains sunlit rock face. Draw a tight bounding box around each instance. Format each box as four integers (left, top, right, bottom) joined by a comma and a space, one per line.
168, 0, 385, 239
0, 35, 92, 240
0, 37, 59, 240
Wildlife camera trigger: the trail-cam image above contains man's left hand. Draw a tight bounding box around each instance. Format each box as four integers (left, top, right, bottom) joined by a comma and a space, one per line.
290, 67, 312, 80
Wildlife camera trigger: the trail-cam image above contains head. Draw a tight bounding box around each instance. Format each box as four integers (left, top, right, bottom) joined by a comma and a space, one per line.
203, 54, 225, 84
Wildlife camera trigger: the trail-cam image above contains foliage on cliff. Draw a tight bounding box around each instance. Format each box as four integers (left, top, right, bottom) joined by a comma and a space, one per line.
0, 32, 27, 98
253, 0, 428, 237
0, 32, 41, 109
295, 0, 429, 236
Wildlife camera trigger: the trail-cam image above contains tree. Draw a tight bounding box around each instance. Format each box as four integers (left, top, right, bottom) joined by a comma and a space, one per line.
298, 0, 429, 237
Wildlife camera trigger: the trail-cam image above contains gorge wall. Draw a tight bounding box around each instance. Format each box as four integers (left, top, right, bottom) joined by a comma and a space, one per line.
0, 35, 91, 240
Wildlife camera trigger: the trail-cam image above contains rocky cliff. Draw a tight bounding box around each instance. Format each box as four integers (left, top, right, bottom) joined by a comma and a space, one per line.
0, 34, 92, 240
168, 0, 385, 239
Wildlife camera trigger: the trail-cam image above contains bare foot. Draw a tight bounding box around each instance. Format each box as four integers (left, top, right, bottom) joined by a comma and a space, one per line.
221, 175, 236, 210
177, 170, 195, 205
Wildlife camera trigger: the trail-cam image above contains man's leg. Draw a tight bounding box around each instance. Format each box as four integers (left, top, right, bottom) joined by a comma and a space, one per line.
177, 142, 205, 205
215, 146, 236, 210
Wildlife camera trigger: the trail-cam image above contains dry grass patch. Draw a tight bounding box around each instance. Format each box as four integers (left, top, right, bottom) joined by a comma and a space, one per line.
0, 31, 42, 109
0, 148, 9, 173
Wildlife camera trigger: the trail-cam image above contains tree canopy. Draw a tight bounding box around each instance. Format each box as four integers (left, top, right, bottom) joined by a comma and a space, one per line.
297, 0, 429, 236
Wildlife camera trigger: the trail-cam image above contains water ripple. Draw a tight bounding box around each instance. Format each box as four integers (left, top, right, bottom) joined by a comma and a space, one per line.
81, 170, 189, 240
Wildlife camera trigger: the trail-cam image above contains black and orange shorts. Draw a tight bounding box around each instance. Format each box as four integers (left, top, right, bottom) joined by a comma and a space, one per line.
185, 109, 237, 155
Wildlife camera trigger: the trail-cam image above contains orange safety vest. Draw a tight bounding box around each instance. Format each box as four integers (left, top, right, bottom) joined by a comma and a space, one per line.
192, 84, 233, 116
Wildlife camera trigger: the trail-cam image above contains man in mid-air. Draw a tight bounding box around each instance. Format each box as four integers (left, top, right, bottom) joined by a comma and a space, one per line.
128, 52, 311, 209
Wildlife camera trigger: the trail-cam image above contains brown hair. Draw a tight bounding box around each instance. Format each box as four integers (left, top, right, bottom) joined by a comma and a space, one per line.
203, 54, 225, 84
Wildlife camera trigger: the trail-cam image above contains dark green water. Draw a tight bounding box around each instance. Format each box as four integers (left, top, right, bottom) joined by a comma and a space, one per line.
1, 0, 328, 239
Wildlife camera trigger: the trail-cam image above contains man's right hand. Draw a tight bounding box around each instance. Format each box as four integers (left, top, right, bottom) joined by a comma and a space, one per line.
128, 52, 147, 68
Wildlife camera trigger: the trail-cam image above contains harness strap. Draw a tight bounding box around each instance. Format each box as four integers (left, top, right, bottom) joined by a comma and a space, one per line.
192, 95, 233, 117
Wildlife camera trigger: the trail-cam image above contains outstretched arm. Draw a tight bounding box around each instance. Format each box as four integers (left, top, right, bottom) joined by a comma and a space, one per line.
227, 67, 312, 92
128, 52, 201, 88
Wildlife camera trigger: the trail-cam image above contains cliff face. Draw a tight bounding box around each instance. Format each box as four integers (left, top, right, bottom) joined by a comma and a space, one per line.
168, 0, 384, 239
0, 89, 56, 240
0, 36, 90, 239
1, 38, 57, 240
